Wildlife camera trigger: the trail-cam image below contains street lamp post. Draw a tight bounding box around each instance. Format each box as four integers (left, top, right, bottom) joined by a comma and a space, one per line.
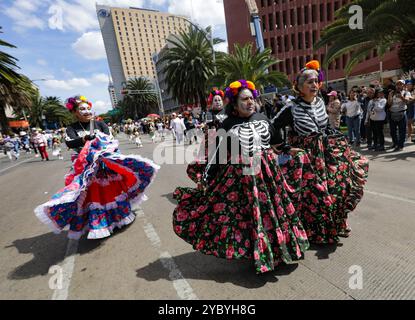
168, 15, 217, 75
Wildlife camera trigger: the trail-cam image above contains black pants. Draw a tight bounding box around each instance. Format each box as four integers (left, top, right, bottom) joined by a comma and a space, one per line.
370, 120, 384, 148
365, 123, 373, 146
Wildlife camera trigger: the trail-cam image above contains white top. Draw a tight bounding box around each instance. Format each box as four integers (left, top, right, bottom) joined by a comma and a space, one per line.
341, 100, 362, 117
390, 90, 411, 113
366, 98, 387, 122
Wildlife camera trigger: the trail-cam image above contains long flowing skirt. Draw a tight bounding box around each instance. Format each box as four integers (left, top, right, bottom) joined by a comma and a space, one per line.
34, 134, 159, 239
280, 132, 369, 243
173, 149, 309, 274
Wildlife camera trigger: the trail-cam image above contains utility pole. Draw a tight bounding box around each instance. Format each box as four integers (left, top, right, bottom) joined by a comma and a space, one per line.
245, 0, 265, 53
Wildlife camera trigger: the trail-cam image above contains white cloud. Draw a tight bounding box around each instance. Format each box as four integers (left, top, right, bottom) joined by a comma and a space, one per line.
37, 59, 48, 66
93, 100, 112, 114
167, 0, 225, 29
148, 0, 167, 6
214, 41, 228, 53
92, 73, 110, 83
5, 6, 46, 31
72, 31, 106, 60
44, 77, 91, 90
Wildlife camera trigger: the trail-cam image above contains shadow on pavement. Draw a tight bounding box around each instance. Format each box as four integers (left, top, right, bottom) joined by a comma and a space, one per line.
161, 192, 176, 205
308, 243, 343, 260
136, 251, 300, 289
5, 225, 135, 280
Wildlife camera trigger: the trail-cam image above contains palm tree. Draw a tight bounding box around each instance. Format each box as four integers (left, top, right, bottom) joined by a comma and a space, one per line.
123, 77, 158, 119
0, 27, 34, 133
159, 26, 220, 111
215, 43, 289, 90
314, 0, 415, 74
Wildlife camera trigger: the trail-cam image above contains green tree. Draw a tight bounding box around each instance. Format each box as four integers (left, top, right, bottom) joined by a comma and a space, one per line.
0, 27, 34, 133
215, 43, 289, 90
123, 77, 158, 119
159, 26, 220, 111
314, 0, 415, 74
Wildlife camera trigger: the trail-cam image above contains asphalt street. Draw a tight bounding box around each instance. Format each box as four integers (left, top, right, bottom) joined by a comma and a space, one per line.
0, 132, 414, 300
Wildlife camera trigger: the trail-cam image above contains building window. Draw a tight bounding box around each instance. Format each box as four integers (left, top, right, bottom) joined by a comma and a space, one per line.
270, 37, 275, 53
284, 35, 289, 51
312, 5, 317, 23
304, 6, 309, 24
285, 59, 291, 74
282, 11, 287, 28
327, 3, 333, 21
268, 13, 274, 31
292, 57, 298, 73
277, 36, 282, 53
291, 34, 295, 50
290, 9, 295, 27
297, 7, 302, 25
298, 33, 303, 50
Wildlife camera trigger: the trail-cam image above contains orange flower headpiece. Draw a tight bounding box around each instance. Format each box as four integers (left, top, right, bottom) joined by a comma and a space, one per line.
225, 80, 259, 103
296, 60, 325, 83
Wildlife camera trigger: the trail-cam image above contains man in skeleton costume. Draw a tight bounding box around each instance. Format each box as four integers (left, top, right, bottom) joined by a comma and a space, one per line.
34, 95, 159, 240
273, 60, 369, 243
173, 80, 309, 274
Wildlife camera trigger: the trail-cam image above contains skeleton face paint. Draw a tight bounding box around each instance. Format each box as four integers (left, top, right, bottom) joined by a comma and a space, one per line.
236, 89, 255, 117
75, 102, 93, 122
212, 95, 223, 110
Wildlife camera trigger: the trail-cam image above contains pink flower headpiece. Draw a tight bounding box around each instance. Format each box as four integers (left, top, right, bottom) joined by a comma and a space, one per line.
65, 95, 92, 112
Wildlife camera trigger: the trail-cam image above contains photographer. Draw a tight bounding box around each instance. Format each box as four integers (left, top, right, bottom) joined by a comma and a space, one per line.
387, 80, 411, 151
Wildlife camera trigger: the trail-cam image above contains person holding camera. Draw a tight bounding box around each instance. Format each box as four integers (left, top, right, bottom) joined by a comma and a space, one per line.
388, 80, 411, 151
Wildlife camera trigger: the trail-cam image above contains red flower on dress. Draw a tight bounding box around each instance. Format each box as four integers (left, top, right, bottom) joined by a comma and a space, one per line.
227, 192, 239, 202
214, 203, 226, 213
226, 246, 235, 259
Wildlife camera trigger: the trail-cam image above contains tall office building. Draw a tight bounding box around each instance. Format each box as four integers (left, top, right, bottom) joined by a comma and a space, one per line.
96, 5, 190, 102
224, 0, 401, 91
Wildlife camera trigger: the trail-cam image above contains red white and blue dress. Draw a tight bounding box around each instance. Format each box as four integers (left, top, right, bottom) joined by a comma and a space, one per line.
34, 121, 159, 239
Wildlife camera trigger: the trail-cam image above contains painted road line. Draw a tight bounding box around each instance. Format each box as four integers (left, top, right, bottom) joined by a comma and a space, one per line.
365, 190, 415, 205
136, 208, 198, 300
52, 239, 79, 300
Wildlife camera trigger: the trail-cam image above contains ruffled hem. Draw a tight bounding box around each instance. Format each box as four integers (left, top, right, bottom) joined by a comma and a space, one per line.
87, 213, 136, 239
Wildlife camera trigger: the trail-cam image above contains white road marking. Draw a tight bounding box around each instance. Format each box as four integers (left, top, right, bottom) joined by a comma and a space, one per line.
365, 190, 415, 205
0, 158, 33, 174
52, 239, 79, 300
136, 208, 198, 300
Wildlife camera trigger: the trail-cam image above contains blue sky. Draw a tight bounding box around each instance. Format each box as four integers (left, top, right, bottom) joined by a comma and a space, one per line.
1, 0, 228, 114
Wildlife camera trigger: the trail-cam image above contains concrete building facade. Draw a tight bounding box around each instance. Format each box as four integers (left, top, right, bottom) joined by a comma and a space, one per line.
96, 4, 190, 102
223, 0, 401, 92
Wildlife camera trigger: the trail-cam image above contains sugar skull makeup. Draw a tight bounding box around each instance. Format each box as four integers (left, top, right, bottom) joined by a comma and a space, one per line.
212, 95, 223, 110
78, 102, 92, 116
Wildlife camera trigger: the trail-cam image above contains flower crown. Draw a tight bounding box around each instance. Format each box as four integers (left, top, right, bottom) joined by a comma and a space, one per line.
65, 95, 92, 112
224, 79, 259, 103
295, 60, 325, 84
207, 88, 225, 105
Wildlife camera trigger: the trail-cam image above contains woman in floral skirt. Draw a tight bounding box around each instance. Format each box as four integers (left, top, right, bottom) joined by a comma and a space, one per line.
186, 88, 227, 188
173, 80, 309, 274
273, 60, 369, 243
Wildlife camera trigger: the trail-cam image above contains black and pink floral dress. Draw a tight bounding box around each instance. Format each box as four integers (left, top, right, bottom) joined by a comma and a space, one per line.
173, 112, 309, 274
273, 96, 369, 243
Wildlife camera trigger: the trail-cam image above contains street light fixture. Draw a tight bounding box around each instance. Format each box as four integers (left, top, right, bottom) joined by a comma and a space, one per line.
167, 15, 217, 75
